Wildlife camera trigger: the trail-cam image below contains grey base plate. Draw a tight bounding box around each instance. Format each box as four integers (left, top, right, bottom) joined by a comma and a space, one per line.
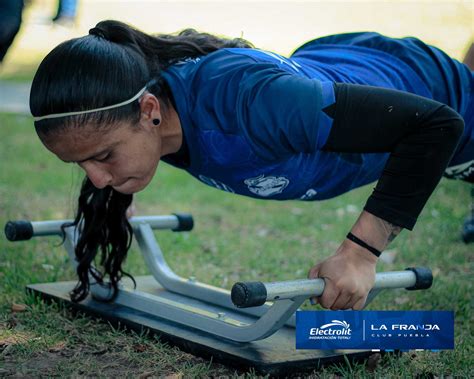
27, 276, 373, 376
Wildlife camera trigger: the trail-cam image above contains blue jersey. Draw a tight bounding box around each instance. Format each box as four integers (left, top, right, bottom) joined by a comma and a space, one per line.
161, 32, 474, 200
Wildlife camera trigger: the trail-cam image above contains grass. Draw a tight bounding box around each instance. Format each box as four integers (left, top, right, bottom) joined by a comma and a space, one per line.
1, 112, 473, 377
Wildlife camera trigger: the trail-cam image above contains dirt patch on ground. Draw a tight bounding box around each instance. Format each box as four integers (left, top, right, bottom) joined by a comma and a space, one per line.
0, 343, 236, 378
1, 351, 70, 378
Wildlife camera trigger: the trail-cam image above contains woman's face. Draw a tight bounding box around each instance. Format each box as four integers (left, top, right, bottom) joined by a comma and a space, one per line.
40, 121, 162, 194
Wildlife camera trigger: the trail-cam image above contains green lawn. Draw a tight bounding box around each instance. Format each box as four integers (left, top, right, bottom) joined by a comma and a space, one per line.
1, 113, 473, 377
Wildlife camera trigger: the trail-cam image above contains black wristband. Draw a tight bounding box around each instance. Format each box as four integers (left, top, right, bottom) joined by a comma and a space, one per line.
346, 232, 382, 257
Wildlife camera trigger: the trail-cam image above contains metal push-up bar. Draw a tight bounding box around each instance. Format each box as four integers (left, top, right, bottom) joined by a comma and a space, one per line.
5, 214, 433, 343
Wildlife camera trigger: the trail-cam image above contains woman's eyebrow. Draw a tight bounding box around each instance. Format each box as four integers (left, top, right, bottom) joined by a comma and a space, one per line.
74, 149, 109, 163
69, 142, 119, 163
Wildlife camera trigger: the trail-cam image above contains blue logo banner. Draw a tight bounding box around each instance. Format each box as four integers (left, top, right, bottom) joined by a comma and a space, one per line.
296, 311, 454, 350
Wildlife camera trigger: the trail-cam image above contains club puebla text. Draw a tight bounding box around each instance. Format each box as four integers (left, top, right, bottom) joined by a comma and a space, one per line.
371, 324, 440, 338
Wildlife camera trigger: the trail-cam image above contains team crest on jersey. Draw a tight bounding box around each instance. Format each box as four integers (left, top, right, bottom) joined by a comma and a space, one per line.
198, 175, 235, 193
244, 175, 289, 197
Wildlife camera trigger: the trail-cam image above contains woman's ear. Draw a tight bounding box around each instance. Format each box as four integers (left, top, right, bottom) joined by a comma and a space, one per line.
139, 93, 162, 129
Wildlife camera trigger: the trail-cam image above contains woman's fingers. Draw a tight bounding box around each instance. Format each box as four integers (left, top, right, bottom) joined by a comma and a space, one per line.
330, 290, 353, 310
126, 202, 136, 219
317, 278, 340, 309
327, 285, 368, 310
307, 264, 322, 305
307, 263, 321, 279
307, 242, 376, 310
352, 296, 367, 311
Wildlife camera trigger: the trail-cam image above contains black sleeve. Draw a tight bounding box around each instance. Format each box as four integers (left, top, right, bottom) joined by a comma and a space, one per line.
322, 83, 464, 230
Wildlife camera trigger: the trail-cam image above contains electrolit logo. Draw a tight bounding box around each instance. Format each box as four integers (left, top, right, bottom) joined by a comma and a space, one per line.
309, 320, 352, 340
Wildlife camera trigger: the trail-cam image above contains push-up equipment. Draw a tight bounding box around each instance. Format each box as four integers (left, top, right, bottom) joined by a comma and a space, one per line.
5, 214, 433, 375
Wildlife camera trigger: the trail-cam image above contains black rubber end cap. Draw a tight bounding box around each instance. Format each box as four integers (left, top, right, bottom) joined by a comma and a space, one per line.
5, 221, 33, 241
172, 213, 194, 232
231, 281, 267, 308
405, 267, 433, 290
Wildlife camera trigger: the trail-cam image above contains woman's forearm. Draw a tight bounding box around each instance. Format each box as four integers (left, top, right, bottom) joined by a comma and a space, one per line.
350, 210, 402, 252
323, 83, 464, 230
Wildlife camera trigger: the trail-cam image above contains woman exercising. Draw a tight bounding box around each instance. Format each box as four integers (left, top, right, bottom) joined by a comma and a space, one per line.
30, 20, 473, 309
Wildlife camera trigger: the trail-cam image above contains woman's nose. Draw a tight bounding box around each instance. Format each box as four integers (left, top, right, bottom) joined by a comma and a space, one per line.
79, 162, 112, 189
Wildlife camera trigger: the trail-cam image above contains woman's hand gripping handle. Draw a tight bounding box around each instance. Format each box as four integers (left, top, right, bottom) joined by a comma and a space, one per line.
308, 210, 402, 310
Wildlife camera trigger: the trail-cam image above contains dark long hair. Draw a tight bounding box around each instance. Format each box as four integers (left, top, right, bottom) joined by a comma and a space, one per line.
30, 20, 253, 302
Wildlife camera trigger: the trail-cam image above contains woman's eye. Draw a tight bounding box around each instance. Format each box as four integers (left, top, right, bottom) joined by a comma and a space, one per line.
95, 153, 111, 162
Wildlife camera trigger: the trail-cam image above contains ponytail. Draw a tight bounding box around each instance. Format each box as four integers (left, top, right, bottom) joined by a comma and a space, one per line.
65, 177, 134, 303
92, 19, 254, 73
